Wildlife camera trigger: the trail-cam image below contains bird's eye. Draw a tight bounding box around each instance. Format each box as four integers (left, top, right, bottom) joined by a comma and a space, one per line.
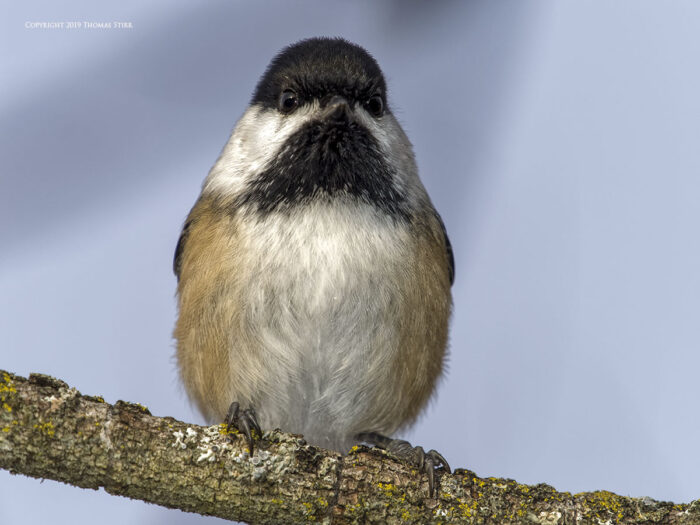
279, 89, 299, 113
364, 94, 384, 118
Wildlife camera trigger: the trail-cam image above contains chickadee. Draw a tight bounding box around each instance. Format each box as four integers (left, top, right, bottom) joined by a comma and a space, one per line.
174, 37, 453, 495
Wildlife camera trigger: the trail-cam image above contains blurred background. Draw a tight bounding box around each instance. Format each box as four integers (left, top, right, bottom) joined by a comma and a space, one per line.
2, 1, 700, 523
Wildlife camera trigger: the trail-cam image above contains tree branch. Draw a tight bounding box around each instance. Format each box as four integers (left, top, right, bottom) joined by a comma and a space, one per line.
0, 368, 698, 524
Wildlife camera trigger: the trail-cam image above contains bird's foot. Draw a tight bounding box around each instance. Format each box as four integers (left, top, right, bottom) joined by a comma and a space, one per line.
225, 402, 261, 455
356, 431, 450, 497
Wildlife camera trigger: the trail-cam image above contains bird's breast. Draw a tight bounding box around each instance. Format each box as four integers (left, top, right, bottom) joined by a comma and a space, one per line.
235, 200, 414, 447
238, 200, 410, 338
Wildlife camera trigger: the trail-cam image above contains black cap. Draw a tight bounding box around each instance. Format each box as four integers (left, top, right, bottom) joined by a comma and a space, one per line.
251, 37, 387, 110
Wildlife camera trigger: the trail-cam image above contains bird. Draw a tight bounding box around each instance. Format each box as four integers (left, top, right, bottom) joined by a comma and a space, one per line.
173, 37, 454, 495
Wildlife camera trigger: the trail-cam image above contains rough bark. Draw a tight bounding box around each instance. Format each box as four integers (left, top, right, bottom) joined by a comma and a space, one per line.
0, 368, 698, 524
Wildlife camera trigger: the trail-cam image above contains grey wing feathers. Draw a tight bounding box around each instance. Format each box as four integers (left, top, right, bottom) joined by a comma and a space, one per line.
437, 214, 454, 286
173, 219, 192, 280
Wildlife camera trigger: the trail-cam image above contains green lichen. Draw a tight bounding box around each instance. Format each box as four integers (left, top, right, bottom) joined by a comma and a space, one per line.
1, 373, 17, 412
1, 372, 17, 393
343, 500, 365, 518
377, 481, 395, 494
218, 423, 237, 435
301, 501, 317, 521
581, 490, 626, 522
458, 498, 478, 518
34, 420, 55, 437
378, 481, 407, 505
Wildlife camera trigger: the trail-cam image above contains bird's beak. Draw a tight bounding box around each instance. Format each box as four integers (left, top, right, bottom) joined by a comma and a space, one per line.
323, 95, 354, 122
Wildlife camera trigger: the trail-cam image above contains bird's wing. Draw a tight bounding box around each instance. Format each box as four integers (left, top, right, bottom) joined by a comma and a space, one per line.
437, 213, 454, 286
173, 219, 192, 281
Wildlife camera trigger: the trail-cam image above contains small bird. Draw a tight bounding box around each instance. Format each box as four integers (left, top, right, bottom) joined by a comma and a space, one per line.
173, 37, 453, 495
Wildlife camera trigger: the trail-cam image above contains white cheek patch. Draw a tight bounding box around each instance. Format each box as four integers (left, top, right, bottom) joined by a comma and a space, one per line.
203, 103, 318, 197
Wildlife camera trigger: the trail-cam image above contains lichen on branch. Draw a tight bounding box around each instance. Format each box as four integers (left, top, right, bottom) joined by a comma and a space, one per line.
1, 369, 698, 524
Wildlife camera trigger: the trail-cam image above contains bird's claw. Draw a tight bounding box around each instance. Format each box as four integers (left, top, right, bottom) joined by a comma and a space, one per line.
356, 432, 450, 497
225, 402, 261, 455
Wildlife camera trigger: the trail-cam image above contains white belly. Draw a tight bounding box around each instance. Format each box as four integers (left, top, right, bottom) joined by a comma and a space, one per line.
236, 201, 412, 451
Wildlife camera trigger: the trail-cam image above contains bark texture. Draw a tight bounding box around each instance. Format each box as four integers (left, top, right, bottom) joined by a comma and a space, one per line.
1, 368, 698, 524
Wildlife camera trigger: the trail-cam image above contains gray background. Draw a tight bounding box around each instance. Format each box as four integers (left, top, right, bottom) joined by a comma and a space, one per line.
2, 1, 699, 523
